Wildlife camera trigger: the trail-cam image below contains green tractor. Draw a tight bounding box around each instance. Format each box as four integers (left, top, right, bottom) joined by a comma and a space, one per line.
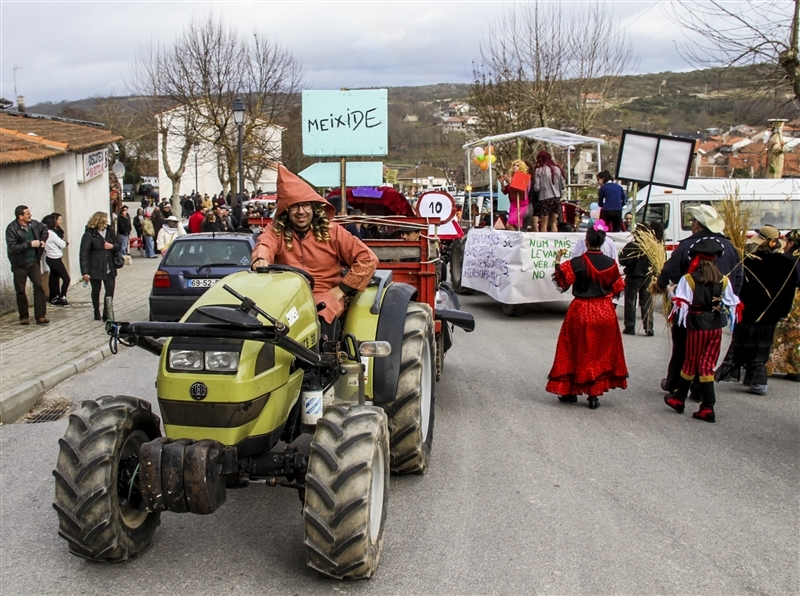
53, 263, 474, 579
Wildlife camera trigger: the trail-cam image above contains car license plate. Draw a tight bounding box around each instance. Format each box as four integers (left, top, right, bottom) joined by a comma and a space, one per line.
188, 279, 218, 288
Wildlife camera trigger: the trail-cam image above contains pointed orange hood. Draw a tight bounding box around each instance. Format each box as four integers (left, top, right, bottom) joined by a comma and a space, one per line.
275, 164, 334, 219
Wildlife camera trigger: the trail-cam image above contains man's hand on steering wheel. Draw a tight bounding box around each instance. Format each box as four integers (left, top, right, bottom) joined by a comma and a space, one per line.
252, 258, 268, 271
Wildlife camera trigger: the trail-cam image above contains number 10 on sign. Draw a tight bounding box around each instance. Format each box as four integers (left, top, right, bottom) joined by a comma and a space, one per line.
416, 191, 456, 224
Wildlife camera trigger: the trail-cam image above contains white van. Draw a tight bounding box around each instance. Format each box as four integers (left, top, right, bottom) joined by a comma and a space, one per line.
631, 178, 799, 250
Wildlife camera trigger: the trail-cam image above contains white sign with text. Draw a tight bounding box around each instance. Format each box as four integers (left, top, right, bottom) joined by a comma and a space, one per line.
461, 228, 630, 304
81, 148, 108, 183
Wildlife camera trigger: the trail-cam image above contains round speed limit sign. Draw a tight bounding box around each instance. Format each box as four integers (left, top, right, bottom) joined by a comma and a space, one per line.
415, 191, 456, 224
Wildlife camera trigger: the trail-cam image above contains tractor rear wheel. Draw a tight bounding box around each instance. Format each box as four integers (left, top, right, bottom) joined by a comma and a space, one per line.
53, 396, 162, 561
383, 302, 435, 474
303, 404, 389, 580
450, 240, 474, 295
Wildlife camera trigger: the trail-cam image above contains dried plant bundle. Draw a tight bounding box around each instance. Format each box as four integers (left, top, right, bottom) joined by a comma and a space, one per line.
629, 229, 670, 323
715, 183, 754, 261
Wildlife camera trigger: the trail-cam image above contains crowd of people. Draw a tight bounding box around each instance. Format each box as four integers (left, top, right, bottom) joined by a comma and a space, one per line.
545, 202, 799, 423
6, 173, 800, 413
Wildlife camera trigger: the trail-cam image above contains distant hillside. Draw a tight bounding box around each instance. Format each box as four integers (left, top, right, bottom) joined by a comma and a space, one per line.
24, 65, 796, 180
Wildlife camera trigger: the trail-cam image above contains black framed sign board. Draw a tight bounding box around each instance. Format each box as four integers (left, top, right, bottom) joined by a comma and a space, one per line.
615, 130, 695, 190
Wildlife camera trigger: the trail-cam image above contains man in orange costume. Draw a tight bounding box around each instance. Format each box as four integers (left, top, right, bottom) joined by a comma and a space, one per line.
251, 165, 378, 325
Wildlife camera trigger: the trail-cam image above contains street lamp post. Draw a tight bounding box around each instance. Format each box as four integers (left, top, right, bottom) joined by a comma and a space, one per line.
232, 98, 245, 209
193, 142, 199, 194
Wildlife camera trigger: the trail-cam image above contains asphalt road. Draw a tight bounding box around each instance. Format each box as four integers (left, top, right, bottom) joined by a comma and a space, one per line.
1, 292, 798, 595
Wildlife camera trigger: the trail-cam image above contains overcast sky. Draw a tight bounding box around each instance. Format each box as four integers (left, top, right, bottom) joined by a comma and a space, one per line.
2, 1, 698, 105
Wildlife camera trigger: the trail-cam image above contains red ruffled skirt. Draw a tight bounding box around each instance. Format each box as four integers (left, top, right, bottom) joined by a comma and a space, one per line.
546, 296, 628, 397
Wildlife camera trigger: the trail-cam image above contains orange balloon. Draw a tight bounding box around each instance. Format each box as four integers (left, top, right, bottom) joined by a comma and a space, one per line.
479, 160, 490, 170
485, 146, 493, 155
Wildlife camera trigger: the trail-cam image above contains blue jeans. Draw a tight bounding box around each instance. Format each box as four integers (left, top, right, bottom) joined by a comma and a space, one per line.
144, 236, 155, 257
119, 234, 129, 256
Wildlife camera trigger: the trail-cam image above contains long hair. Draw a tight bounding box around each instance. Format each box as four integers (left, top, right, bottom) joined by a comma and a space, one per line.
534, 151, 565, 183
87, 211, 108, 230
691, 259, 722, 286
273, 203, 331, 251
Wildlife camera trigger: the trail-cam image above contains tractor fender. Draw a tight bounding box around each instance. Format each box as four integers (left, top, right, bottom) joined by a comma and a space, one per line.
372, 282, 417, 404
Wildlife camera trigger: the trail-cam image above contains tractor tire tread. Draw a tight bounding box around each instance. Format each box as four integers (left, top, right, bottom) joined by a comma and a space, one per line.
304, 404, 389, 580
53, 395, 162, 562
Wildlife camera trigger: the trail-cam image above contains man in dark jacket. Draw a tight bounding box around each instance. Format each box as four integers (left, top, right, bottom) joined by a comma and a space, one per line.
5, 205, 49, 325
619, 224, 654, 336
655, 205, 743, 394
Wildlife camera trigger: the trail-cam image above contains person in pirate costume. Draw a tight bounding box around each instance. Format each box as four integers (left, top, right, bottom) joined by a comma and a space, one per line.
715, 225, 798, 395
251, 165, 378, 336
655, 204, 743, 398
546, 220, 628, 410
664, 237, 741, 423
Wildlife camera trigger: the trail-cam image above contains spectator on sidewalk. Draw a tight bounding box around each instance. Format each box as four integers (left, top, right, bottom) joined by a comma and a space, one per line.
5, 205, 49, 325
80, 212, 120, 321
133, 207, 145, 240
157, 215, 186, 254
42, 213, 70, 307
151, 205, 165, 239
142, 213, 156, 258
188, 208, 205, 233
116, 205, 132, 256
201, 211, 217, 232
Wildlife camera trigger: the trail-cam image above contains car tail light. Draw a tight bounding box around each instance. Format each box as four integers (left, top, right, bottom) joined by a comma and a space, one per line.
153, 270, 171, 289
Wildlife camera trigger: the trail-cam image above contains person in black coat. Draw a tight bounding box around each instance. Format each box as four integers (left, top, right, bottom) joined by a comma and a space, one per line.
716, 227, 798, 395
655, 205, 743, 395
80, 211, 121, 321
619, 223, 656, 336
116, 205, 132, 256
5, 205, 49, 325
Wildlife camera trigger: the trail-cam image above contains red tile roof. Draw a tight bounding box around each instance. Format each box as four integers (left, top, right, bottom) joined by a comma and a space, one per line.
0, 129, 67, 165
0, 112, 121, 162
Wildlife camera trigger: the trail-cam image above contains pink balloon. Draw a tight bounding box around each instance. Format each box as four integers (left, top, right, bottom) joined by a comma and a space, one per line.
473, 147, 484, 157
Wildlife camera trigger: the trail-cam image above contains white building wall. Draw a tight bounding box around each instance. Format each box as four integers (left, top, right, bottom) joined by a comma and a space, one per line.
1, 153, 111, 312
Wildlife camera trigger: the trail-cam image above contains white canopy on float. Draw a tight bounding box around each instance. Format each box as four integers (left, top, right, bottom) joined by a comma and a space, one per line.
463, 127, 606, 212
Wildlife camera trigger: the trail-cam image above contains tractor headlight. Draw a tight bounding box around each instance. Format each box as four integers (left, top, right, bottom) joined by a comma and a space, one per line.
169, 350, 204, 370
204, 351, 240, 371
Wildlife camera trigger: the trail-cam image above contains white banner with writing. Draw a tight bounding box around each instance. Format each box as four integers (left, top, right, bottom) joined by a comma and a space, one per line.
461, 228, 631, 304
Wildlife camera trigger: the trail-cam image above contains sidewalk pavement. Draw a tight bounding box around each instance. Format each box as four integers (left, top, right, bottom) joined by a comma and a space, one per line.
0, 252, 161, 423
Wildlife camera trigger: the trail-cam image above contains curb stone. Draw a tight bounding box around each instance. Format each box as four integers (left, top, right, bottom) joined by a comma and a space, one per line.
0, 345, 117, 424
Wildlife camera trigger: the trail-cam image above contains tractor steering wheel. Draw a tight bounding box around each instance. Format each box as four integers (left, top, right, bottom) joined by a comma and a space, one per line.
258, 263, 315, 290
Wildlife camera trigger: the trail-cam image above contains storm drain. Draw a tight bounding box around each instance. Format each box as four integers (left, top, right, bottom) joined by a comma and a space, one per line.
25, 406, 70, 423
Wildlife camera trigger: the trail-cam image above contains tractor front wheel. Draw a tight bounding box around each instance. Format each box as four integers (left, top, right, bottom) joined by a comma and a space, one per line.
53, 396, 162, 562
383, 302, 436, 474
303, 404, 389, 580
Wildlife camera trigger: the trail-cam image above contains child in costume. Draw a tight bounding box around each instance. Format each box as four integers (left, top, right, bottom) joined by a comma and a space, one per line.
546, 220, 628, 409
664, 237, 742, 422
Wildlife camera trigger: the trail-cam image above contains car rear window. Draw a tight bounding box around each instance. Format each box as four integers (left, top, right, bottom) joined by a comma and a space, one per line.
164, 239, 252, 267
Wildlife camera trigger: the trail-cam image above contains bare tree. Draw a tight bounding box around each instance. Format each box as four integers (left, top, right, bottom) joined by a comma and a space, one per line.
470, 0, 634, 159
129, 44, 199, 204
130, 14, 304, 205
667, 0, 800, 110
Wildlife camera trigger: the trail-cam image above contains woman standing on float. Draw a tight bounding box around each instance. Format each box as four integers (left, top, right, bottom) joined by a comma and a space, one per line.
546, 221, 628, 409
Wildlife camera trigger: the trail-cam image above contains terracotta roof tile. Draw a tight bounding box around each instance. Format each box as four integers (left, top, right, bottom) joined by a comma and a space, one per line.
0, 130, 66, 165
0, 112, 121, 154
